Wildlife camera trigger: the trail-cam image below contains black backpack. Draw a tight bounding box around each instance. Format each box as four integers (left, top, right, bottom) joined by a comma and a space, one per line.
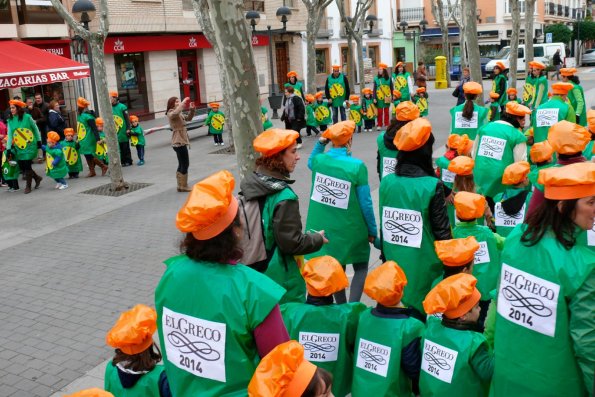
238, 193, 275, 273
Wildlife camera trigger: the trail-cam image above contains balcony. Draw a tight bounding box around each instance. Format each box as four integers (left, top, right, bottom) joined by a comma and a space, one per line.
317, 16, 333, 38
368, 18, 383, 37
17, 0, 64, 24
442, 4, 461, 20
397, 7, 424, 23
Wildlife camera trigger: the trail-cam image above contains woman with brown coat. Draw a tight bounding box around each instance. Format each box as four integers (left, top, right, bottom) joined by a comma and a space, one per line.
166, 96, 195, 192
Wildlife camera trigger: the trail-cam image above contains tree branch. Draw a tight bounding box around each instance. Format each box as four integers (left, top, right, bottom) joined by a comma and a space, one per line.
49, 0, 90, 38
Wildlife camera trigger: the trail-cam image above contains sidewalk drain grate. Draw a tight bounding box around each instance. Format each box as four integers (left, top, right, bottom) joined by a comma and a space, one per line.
210, 146, 235, 155
80, 182, 153, 197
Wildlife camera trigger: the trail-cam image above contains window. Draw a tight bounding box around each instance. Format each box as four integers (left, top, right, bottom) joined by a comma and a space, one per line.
505, 0, 526, 14
0, 0, 12, 23
315, 48, 329, 74
284, 0, 294, 7
367, 45, 379, 68
182, 0, 193, 11
517, 48, 524, 58
244, 0, 264, 12
534, 47, 544, 57
17, 0, 63, 24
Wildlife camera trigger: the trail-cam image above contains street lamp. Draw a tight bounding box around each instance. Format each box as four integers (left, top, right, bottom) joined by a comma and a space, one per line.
365, 14, 378, 35
72, 0, 98, 110
246, 6, 292, 119
399, 19, 428, 69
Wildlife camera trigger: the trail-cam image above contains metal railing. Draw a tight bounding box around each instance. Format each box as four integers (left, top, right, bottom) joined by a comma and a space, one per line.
442, 4, 461, 20
317, 16, 333, 38
369, 18, 383, 36
397, 7, 424, 23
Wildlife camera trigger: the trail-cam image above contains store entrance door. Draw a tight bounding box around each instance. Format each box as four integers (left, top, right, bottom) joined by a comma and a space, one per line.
177, 51, 201, 104
275, 42, 289, 92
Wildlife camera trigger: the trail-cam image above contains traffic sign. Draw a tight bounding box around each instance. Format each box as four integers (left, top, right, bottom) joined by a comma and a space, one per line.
546, 33, 553, 43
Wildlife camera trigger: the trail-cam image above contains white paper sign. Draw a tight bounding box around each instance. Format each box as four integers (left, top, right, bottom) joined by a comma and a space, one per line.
494, 202, 526, 228
382, 206, 424, 248
454, 111, 479, 129
422, 339, 458, 384
474, 241, 491, 265
535, 108, 560, 128
311, 172, 351, 210
588, 225, 595, 246
498, 264, 560, 337
162, 307, 227, 382
441, 169, 456, 183
478, 136, 507, 160
382, 157, 397, 178
299, 332, 340, 362
356, 338, 391, 377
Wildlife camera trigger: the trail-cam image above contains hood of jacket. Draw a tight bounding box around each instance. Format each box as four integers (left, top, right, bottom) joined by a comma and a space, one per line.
239, 166, 294, 201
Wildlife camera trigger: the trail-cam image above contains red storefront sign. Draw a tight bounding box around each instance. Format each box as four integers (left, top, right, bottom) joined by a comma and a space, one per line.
22, 40, 72, 59
104, 33, 269, 54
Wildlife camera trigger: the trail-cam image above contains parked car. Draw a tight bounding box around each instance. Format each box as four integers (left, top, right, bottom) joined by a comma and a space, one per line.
485, 42, 566, 76
582, 49, 595, 66
450, 56, 492, 80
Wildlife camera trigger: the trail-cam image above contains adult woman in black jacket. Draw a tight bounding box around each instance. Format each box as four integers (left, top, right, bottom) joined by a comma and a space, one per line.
47, 100, 66, 140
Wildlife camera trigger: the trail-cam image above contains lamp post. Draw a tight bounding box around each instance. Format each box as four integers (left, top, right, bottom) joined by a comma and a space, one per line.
399, 19, 428, 68
72, 0, 98, 110
365, 14, 378, 35
246, 6, 292, 119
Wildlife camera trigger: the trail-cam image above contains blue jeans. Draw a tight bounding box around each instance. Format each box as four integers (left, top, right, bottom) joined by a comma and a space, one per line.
54, 177, 66, 185
332, 106, 346, 124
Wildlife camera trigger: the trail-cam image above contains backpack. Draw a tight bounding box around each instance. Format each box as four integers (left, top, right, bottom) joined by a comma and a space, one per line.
238, 193, 274, 273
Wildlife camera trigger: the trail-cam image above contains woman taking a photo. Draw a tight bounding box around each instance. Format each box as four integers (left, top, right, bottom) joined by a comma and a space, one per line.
156, 170, 289, 396
6, 99, 43, 193
240, 129, 326, 303
491, 162, 595, 396
166, 96, 195, 192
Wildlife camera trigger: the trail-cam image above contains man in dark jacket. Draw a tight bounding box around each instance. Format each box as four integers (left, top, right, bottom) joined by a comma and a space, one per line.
281, 86, 305, 148
34, 93, 49, 135
552, 49, 563, 81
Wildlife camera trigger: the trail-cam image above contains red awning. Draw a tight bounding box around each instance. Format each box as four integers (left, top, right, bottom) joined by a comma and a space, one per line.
0, 40, 90, 89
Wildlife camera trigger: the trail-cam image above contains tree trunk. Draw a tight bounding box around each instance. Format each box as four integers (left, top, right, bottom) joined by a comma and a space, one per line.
463, 0, 483, 103
509, 0, 521, 87
525, 0, 536, 64
305, 10, 319, 94
355, 35, 364, 88
195, 0, 263, 179
457, 0, 467, 68
346, 39, 356, 87
432, 0, 452, 87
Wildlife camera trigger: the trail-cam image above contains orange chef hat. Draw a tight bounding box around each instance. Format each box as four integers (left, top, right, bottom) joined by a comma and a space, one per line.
322, 120, 355, 146
548, 120, 590, 155
587, 109, 595, 133
106, 304, 157, 355
447, 134, 461, 150
435, 236, 480, 267
64, 128, 75, 136
315, 91, 324, 99
447, 155, 474, 176
209, 102, 220, 109
362, 87, 373, 95
506, 101, 531, 117
560, 67, 577, 77
502, 161, 531, 185
109, 91, 118, 98
392, 89, 402, 99
95, 117, 104, 126
378, 62, 388, 69
287, 71, 298, 78
551, 82, 574, 95
175, 170, 239, 240
305, 94, 315, 103
489, 92, 500, 99
538, 162, 595, 200
47, 131, 60, 143
530, 141, 554, 163
395, 101, 420, 121
495, 61, 506, 71
529, 61, 546, 70
9, 99, 26, 108
248, 341, 318, 397
422, 273, 481, 319
454, 191, 486, 220
332, 65, 341, 71
363, 261, 408, 307
253, 129, 299, 157
302, 256, 349, 297
457, 134, 473, 156
77, 97, 90, 108
65, 389, 114, 397
416, 87, 426, 94
394, 117, 432, 151
507, 87, 517, 95
395, 61, 404, 68
129, 115, 139, 122
463, 82, 482, 95
349, 95, 360, 102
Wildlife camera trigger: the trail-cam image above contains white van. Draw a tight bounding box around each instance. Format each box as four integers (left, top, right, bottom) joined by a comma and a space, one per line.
485, 43, 566, 75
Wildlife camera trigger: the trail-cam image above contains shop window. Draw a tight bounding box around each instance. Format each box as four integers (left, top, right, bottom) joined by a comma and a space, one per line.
0, 0, 12, 23
367, 45, 379, 68
315, 48, 329, 74
114, 52, 150, 115
17, 0, 64, 24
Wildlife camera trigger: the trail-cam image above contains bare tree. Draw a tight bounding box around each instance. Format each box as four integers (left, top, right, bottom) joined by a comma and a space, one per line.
337, 8, 356, 86
525, 0, 537, 64
193, 0, 263, 179
302, 0, 334, 94
509, 0, 521, 87
430, 0, 459, 87
462, 0, 483, 103
50, 0, 126, 191
337, 0, 373, 88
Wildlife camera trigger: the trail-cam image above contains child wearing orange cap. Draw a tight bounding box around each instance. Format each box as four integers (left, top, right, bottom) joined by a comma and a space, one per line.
361, 88, 377, 132
62, 127, 82, 179
105, 304, 170, 397
453, 192, 503, 323
313, 92, 331, 132
491, 62, 507, 112
531, 82, 577, 143
420, 274, 493, 396
487, 92, 500, 121
584, 109, 595, 161
435, 135, 463, 192
492, 161, 532, 237
393, 62, 413, 101
504, 87, 521, 107
347, 94, 363, 134
128, 115, 145, 165
94, 117, 109, 167
526, 61, 548, 109
205, 102, 225, 146
450, 81, 488, 141
304, 94, 319, 137
2, 143, 20, 192
374, 63, 394, 129
351, 261, 425, 397
248, 340, 333, 397
281, 256, 366, 397
412, 87, 429, 117
527, 140, 554, 188
391, 89, 402, 117
561, 68, 586, 126
44, 131, 69, 189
